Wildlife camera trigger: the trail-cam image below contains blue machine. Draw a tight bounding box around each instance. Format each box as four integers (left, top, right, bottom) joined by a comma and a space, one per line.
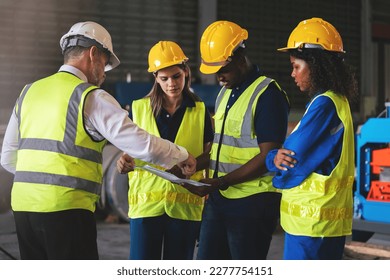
354, 103, 390, 234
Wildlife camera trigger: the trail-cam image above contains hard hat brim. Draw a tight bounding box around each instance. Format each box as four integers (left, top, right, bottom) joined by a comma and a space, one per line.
277, 46, 291, 52
105, 53, 120, 72
200, 63, 222, 74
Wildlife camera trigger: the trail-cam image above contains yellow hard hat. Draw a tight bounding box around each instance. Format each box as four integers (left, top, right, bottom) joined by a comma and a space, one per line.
278, 17, 344, 53
200, 20, 248, 74
147, 41, 188, 73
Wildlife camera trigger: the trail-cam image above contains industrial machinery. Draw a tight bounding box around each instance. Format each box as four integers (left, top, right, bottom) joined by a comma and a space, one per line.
354, 102, 390, 237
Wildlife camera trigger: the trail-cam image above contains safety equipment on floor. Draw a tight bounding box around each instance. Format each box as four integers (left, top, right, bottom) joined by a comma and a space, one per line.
200, 20, 248, 74
147, 41, 188, 73
278, 17, 344, 53
60, 21, 120, 71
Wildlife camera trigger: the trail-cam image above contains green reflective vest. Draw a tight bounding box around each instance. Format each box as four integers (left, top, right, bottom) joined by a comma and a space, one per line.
211, 76, 284, 199
128, 98, 205, 221
280, 91, 354, 237
12, 72, 106, 212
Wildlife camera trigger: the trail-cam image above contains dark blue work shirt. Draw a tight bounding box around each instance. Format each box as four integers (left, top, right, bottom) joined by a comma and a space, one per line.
225, 65, 290, 144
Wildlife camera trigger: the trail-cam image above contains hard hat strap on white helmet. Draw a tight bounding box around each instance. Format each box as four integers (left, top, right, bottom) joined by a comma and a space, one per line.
61, 35, 109, 55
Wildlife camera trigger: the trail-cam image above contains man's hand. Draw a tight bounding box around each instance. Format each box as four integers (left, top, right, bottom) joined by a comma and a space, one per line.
181, 178, 221, 197
166, 165, 186, 179
273, 148, 297, 171
177, 152, 197, 177
116, 153, 135, 174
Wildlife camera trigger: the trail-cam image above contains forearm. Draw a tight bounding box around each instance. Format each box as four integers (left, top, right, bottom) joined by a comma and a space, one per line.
1, 112, 19, 174
195, 142, 212, 171
86, 90, 188, 169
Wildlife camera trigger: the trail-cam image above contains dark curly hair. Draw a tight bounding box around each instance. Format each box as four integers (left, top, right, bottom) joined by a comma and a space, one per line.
289, 49, 358, 103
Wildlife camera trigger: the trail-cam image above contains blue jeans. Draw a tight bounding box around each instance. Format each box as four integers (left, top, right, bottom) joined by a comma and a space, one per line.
129, 214, 200, 260
196, 191, 281, 260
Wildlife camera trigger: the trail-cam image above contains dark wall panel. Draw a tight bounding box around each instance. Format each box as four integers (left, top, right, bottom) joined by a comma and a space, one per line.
217, 0, 361, 110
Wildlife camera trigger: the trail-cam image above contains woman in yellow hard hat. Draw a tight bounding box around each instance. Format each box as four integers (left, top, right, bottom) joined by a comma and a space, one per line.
266, 18, 358, 259
116, 41, 214, 260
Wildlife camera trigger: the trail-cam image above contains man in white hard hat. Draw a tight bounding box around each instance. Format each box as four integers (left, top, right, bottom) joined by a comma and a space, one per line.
0, 21, 196, 260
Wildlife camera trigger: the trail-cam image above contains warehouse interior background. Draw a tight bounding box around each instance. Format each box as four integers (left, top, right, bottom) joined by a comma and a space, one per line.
1, 0, 390, 212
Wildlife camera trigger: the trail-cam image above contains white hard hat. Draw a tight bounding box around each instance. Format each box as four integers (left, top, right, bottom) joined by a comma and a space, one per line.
60, 21, 120, 71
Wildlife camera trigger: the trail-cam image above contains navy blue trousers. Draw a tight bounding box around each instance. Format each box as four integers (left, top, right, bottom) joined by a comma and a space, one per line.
129, 214, 200, 260
196, 191, 281, 260
284, 232, 346, 259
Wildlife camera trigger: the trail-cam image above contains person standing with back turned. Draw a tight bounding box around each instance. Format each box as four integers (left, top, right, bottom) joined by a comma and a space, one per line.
265, 18, 358, 259
0, 21, 196, 260
116, 41, 214, 260
187, 20, 290, 260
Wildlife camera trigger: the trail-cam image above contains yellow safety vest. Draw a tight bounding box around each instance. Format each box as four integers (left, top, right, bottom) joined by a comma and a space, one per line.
11, 72, 106, 212
128, 97, 205, 221
280, 91, 354, 237
211, 76, 284, 199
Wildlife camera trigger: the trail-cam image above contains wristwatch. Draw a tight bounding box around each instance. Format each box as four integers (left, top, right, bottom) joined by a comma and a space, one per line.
217, 176, 229, 190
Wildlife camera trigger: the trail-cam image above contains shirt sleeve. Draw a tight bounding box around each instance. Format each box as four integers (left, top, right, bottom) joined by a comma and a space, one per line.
1, 108, 19, 174
271, 95, 343, 189
265, 149, 279, 172
84, 89, 189, 169
254, 82, 290, 144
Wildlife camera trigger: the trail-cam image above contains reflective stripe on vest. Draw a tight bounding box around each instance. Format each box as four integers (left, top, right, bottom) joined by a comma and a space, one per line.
11, 72, 106, 212
128, 97, 205, 221
280, 91, 354, 237
210, 76, 281, 199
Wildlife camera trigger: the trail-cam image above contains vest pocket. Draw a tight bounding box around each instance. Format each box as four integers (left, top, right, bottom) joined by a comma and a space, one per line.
225, 117, 242, 137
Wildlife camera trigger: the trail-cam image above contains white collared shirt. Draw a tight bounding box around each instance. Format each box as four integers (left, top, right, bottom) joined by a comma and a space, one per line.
1, 65, 188, 174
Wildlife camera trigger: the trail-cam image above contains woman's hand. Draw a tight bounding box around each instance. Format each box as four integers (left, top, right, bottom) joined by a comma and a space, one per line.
273, 149, 297, 171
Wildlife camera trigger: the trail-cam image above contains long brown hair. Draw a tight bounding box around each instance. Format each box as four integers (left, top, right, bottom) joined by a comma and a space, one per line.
145, 63, 201, 118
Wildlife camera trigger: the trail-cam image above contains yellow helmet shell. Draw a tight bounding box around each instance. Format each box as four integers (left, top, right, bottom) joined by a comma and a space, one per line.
278, 17, 344, 53
200, 20, 248, 74
147, 41, 188, 73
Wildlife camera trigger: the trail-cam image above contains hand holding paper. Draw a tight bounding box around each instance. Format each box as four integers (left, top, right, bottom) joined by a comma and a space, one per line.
139, 165, 211, 187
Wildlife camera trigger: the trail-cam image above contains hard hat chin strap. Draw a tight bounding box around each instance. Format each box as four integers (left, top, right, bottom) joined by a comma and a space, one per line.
61, 36, 106, 55
234, 41, 246, 51
297, 43, 324, 51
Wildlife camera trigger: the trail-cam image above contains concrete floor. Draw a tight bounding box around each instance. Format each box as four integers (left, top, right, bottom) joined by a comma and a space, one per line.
1, 210, 389, 260
0, 210, 284, 260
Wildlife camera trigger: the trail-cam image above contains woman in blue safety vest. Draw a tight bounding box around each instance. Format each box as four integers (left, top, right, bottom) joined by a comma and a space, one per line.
265, 18, 358, 260
116, 41, 214, 260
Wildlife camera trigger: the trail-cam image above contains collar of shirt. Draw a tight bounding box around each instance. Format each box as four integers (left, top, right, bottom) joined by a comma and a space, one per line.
159, 92, 196, 116
59, 65, 88, 82
226, 65, 262, 111
157, 92, 196, 141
